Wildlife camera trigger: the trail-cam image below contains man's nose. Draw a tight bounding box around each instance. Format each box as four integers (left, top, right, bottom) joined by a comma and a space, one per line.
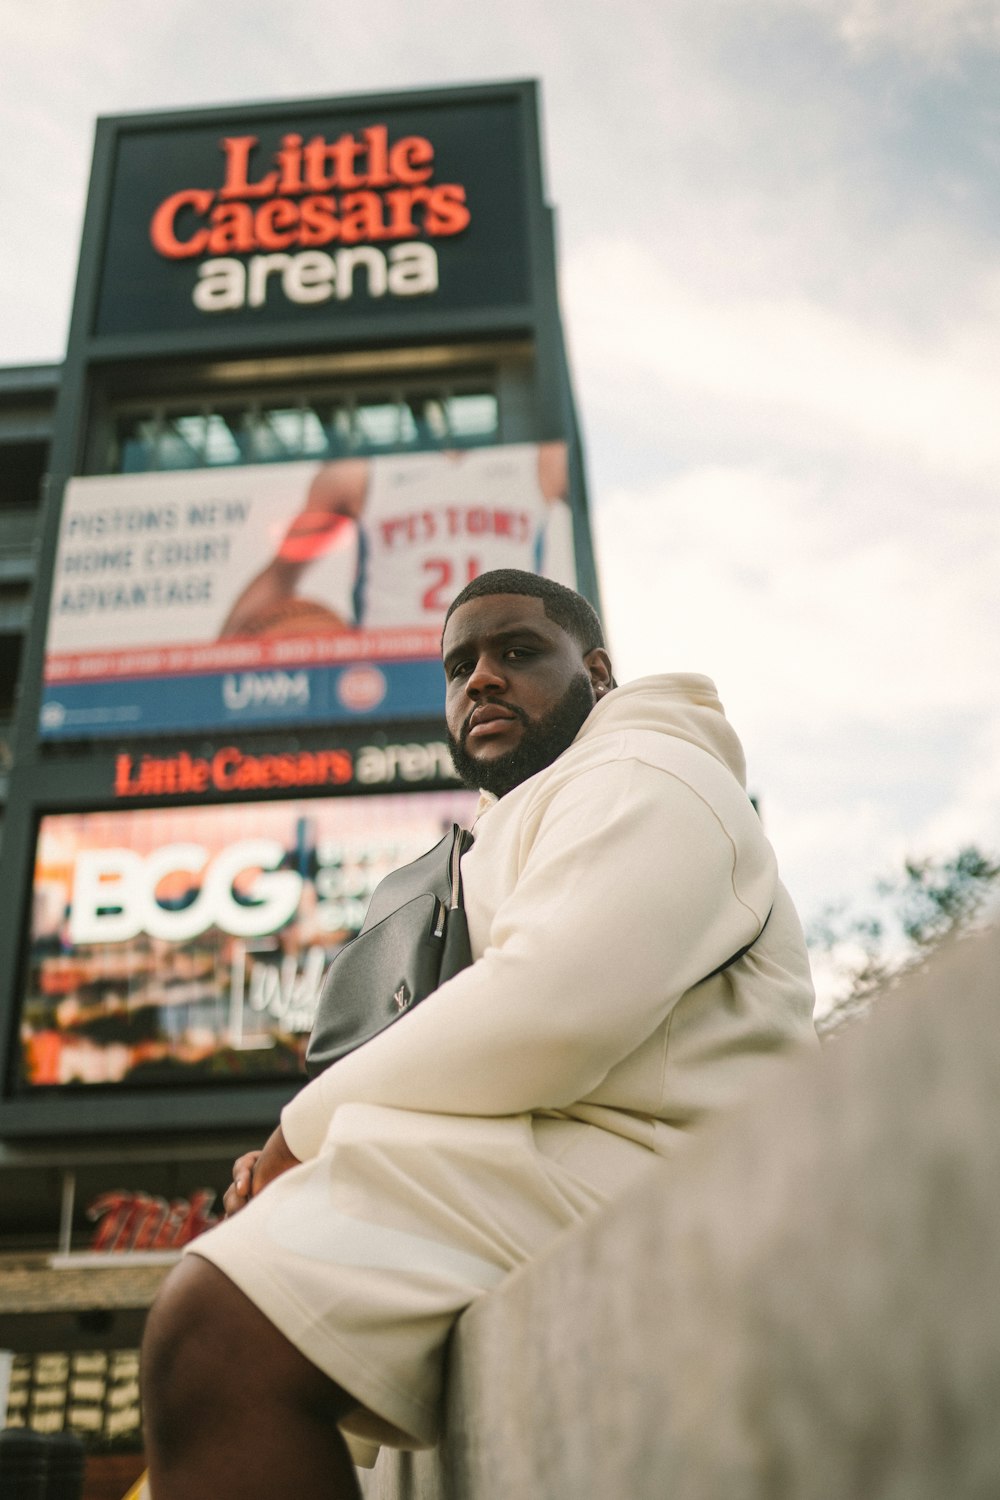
466, 655, 506, 696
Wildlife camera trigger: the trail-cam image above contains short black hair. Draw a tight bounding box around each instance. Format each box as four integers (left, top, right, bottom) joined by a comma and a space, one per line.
442, 569, 606, 653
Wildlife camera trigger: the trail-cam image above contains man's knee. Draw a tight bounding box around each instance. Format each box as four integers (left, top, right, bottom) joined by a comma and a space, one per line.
142, 1253, 352, 1445
143, 1256, 239, 1446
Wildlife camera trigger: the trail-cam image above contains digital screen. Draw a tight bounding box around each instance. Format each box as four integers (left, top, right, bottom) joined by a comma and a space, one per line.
16, 789, 477, 1091
40, 443, 574, 738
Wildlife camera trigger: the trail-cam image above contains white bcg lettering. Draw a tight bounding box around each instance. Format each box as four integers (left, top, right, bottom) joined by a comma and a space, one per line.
69, 839, 302, 944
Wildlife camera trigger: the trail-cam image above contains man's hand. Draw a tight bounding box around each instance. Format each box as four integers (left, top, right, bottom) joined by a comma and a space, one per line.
223, 1126, 300, 1217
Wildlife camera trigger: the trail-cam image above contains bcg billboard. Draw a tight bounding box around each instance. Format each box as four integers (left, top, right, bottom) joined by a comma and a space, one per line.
19, 790, 477, 1092
93, 91, 536, 336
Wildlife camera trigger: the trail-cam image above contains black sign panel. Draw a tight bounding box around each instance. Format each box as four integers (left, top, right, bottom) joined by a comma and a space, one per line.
94, 93, 534, 337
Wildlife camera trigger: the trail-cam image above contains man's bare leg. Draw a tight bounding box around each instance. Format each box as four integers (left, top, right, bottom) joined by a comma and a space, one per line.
142, 1255, 362, 1499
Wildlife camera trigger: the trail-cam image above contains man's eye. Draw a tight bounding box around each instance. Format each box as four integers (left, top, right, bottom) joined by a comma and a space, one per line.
505, 647, 534, 661
449, 661, 472, 680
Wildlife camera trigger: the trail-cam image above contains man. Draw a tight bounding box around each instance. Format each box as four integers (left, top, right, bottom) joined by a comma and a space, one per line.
142, 570, 815, 1499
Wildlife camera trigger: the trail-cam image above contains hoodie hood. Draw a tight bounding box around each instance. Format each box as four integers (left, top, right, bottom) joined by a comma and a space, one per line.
578, 674, 747, 787
472, 673, 748, 819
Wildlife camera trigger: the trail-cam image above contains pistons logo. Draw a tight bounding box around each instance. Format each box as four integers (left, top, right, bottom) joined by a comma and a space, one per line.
337, 665, 387, 712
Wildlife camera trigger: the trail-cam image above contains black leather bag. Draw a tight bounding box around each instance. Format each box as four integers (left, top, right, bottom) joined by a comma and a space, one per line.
304, 825, 473, 1078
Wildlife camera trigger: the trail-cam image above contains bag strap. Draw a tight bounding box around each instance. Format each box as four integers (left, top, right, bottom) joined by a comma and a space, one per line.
449, 827, 474, 910
700, 906, 773, 984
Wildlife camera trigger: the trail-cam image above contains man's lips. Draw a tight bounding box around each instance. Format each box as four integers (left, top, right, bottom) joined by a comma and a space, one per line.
463, 703, 524, 743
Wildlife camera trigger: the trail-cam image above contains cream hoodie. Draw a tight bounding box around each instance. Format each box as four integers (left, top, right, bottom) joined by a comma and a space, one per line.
282, 674, 816, 1160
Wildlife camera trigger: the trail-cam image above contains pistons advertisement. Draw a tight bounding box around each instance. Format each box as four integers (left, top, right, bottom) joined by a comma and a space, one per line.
40, 442, 575, 739
93, 91, 533, 336
19, 789, 476, 1091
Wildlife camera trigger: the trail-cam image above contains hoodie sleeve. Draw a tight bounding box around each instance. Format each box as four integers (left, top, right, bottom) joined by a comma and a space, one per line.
281, 756, 774, 1160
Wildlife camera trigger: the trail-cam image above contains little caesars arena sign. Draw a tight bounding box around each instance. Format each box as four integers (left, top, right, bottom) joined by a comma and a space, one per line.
91, 90, 533, 331
152, 126, 468, 313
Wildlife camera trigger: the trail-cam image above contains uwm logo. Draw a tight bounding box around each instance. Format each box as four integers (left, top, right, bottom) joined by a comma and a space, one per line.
149, 126, 471, 313
223, 670, 309, 710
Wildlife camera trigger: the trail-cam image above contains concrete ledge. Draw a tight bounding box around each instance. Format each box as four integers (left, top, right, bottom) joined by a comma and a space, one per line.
361, 921, 1000, 1499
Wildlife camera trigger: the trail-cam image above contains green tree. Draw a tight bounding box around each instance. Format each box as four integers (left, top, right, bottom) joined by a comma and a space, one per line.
809, 844, 1000, 1037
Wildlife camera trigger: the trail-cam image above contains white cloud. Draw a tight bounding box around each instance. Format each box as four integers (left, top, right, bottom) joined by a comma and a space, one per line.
915, 718, 1000, 856
830, 0, 1000, 58
592, 458, 1000, 931
592, 462, 1000, 727
744, 0, 1000, 61
765, 792, 905, 920
566, 238, 1000, 481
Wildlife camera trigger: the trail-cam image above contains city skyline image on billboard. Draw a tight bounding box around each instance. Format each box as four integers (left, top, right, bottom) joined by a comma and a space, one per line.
18, 789, 477, 1092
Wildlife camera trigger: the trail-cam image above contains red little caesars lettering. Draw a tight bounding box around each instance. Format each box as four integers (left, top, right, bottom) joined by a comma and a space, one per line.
113, 747, 353, 797
149, 188, 215, 257
113, 749, 209, 796
210, 746, 353, 791
151, 185, 469, 258
150, 124, 470, 261
218, 128, 434, 196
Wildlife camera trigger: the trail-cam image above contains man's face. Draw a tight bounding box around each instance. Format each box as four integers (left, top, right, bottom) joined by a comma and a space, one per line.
442, 594, 609, 797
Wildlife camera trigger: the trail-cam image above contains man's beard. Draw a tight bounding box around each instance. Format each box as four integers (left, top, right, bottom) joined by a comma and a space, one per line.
448, 673, 597, 798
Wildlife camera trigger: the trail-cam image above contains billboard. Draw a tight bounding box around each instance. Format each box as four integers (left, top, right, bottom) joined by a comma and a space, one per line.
15, 789, 476, 1093
40, 441, 574, 738
92, 89, 536, 337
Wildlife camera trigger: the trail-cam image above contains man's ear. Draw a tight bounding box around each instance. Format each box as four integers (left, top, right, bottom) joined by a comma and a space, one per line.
584, 648, 614, 696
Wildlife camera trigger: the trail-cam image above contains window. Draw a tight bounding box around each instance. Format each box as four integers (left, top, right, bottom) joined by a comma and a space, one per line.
0, 442, 47, 510
103, 383, 499, 475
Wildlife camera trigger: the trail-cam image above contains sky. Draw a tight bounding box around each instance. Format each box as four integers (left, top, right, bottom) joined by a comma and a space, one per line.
3, 0, 999, 1005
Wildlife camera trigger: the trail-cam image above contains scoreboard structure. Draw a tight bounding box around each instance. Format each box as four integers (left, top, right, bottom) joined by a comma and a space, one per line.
0, 80, 599, 1143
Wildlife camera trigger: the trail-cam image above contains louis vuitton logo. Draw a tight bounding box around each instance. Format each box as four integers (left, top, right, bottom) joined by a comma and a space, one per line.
393, 983, 411, 1013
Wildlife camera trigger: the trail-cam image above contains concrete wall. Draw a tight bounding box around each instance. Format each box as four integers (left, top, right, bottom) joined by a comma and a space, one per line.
360, 921, 1000, 1499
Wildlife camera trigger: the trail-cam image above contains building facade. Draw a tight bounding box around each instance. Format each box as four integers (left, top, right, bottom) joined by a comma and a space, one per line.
0, 86, 597, 1465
